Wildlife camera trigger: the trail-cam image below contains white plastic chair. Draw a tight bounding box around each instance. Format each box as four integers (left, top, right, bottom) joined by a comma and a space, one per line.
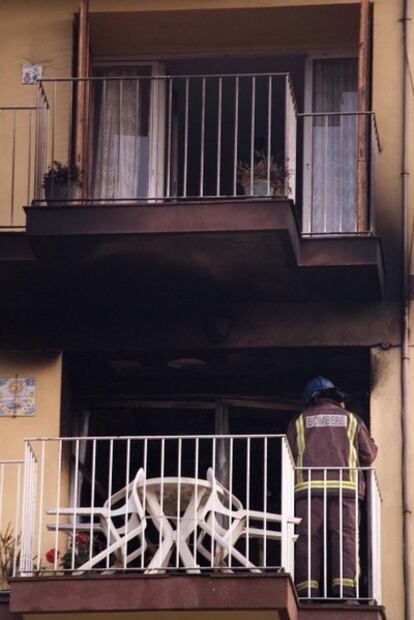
197, 468, 299, 571
47, 468, 147, 570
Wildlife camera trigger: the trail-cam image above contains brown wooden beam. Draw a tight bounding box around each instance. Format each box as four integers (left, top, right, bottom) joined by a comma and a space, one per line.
358, 0, 370, 113
75, 0, 90, 197
357, 0, 371, 231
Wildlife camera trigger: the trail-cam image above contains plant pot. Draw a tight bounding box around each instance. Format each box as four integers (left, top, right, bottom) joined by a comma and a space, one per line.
242, 180, 271, 197
43, 178, 75, 203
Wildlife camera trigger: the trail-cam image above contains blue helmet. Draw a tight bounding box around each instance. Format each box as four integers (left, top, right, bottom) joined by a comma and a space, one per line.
303, 376, 338, 403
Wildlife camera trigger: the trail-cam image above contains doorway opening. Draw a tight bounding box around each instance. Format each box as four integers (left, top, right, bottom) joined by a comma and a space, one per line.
63, 345, 371, 514
58, 346, 373, 582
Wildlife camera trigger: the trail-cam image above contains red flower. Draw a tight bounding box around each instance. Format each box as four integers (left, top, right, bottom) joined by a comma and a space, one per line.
76, 533, 89, 545
46, 548, 60, 564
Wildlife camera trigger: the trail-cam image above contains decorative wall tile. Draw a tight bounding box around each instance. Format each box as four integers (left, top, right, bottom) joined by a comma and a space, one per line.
0, 377, 36, 416
21, 64, 43, 84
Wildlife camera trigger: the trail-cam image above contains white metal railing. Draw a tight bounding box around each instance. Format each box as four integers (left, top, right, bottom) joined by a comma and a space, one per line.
0, 100, 47, 228
369, 114, 381, 234
294, 466, 381, 604
0, 460, 24, 590
0, 78, 381, 237
299, 111, 380, 235
35, 74, 296, 204
34, 76, 380, 235
13, 440, 382, 604
19, 443, 37, 576
368, 468, 382, 604
17, 435, 297, 577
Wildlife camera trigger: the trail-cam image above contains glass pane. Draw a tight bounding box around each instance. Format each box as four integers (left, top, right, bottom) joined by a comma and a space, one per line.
311, 58, 358, 233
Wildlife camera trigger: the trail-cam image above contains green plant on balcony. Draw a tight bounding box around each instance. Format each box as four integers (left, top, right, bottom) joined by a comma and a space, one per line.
46, 532, 103, 573
0, 524, 20, 590
238, 150, 286, 197
42, 161, 82, 202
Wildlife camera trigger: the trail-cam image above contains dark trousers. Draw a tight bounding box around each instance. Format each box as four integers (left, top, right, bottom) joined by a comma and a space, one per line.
295, 496, 358, 598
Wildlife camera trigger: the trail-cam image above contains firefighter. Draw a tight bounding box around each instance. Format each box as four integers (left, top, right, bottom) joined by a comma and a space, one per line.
287, 376, 378, 600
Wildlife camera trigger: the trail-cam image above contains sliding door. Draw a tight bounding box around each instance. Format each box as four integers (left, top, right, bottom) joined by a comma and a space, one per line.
303, 56, 358, 233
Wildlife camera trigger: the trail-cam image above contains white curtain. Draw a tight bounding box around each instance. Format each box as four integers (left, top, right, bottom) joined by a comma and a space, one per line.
93, 67, 150, 201
311, 58, 358, 233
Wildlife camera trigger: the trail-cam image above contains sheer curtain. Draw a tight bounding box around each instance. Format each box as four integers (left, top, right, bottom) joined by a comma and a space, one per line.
93, 66, 151, 201
310, 58, 358, 233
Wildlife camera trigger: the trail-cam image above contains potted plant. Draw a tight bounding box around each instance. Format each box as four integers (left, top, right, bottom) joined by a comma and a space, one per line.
42, 161, 82, 203
238, 150, 286, 197
0, 524, 20, 590
46, 532, 103, 574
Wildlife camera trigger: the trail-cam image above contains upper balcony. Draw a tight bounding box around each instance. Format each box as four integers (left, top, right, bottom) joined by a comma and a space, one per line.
1, 67, 384, 301
4, 434, 384, 620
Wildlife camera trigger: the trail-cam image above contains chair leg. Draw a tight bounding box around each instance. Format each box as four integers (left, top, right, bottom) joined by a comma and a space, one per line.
77, 525, 146, 570
145, 531, 175, 573
175, 536, 201, 574
199, 522, 261, 573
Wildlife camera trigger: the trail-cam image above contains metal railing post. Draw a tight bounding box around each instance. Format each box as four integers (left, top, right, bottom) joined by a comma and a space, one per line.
369, 469, 382, 604
284, 75, 297, 202
19, 441, 37, 576
281, 436, 295, 575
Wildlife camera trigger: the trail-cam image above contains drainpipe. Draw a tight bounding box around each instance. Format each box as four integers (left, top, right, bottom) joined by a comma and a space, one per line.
401, 0, 411, 618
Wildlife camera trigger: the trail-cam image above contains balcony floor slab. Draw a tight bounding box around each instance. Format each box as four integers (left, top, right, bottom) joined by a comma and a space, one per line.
9, 575, 387, 620
11, 574, 297, 620
23, 200, 384, 302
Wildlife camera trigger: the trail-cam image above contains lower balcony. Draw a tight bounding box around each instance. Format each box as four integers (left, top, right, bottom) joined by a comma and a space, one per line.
4, 436, 384, 619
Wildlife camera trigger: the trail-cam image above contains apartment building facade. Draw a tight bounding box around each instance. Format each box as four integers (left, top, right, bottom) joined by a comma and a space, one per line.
0, 1, 412, 619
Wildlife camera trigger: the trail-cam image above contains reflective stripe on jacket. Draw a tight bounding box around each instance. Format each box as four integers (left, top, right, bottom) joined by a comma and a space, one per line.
287, 399, 378, 498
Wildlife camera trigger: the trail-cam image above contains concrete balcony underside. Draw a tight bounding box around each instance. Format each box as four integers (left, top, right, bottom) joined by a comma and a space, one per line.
9, 575, 386, 620
23, 200, 384, 302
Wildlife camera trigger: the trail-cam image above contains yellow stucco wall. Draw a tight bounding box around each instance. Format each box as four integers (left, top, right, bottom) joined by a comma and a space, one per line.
0, 0, 75, 106
0, 0, 76, 226
372, 0, 405, 301
404, 290, 413, 579
371, 347, 404, 620
407, 351, 414, 618
0, 353, 64, 581
404, 0, 414, 613
0, 352, 62, 458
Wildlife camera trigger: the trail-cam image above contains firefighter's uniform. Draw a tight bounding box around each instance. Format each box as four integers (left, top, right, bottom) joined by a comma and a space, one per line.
287, 398, 378, 598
